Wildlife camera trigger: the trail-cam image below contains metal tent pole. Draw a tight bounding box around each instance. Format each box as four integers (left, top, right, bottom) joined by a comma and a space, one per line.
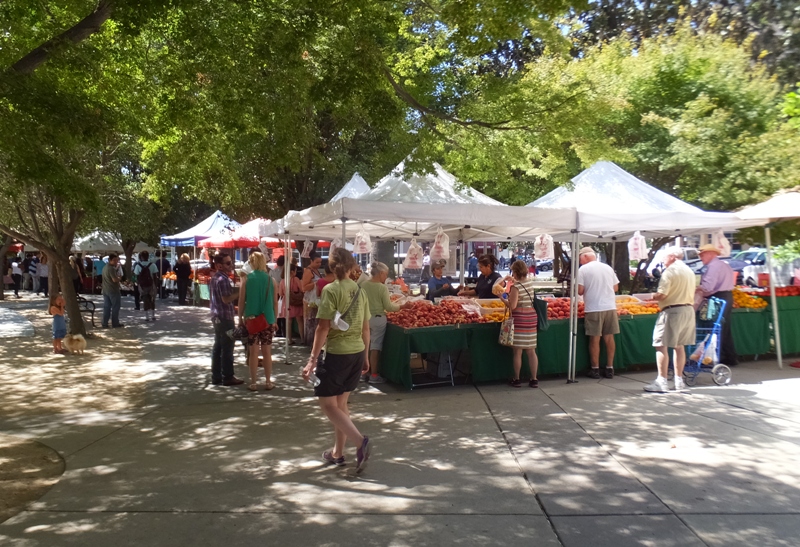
567, 231, 580, 383
765, 226, 783, 369
459, 229, 465, 286
284, 232, 291, 365
192, 244, 196, 306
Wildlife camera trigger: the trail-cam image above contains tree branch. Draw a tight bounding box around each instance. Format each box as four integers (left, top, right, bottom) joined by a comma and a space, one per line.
0, 221, 56, 255
8, 0, 115, 75
381, 66, 534, 131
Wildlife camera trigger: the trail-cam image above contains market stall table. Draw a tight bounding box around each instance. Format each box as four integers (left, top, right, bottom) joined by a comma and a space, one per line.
731, 307, 771, 356
768, 296, 800, 354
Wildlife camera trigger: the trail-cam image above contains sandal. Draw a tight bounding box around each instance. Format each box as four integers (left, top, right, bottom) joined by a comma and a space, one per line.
265, 382, 275, 391
529, 379, 539, 388
248, 383, 259, 391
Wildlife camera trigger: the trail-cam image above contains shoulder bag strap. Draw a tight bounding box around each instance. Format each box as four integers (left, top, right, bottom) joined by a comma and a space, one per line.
341, 286, 362, 316
519, 282, 535, 306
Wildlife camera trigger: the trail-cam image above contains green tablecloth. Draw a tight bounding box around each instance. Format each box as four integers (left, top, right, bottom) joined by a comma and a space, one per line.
776, 308, 800, 354
731, 308, 770, 356
381, 309, 777, 389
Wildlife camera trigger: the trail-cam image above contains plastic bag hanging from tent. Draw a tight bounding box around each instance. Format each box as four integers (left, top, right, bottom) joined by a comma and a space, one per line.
201, 248, 209, 261
330, 238, 342, 257
534, 234, 554, 260
258, 241, 269, 258
353, 230, 372, 254
711, 230, 732, 257
429, 227, 450, 262
301, 240, 314, 259
403, 238, 424, 269
627, 231, 648, 261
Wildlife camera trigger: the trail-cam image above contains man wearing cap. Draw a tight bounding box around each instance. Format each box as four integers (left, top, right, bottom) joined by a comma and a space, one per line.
645, 247, 696, 392
577, 247, 619, 379
696, 244, 737, 366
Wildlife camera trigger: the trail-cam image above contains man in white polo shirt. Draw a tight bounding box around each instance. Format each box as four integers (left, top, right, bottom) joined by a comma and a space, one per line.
577, 247, 620, 379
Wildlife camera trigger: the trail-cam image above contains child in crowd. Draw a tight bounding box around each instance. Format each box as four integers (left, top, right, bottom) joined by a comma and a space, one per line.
50, 293, 67, 354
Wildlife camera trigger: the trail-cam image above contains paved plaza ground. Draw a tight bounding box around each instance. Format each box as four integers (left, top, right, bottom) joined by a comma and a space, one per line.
1, 295, 799, 546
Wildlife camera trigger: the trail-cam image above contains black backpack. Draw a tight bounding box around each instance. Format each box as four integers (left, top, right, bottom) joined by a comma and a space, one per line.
137, 262, 154, 288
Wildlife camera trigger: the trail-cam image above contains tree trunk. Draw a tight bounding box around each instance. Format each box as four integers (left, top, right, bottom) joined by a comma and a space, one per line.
553, 241, 564, 279
0, 235, 12, 300
375, 240, 397, 279
48, 257, 62, 312
54, 256, 86, 336
122, 240, 136, 281
608, 241, 631, 292
629, 237, 674, 294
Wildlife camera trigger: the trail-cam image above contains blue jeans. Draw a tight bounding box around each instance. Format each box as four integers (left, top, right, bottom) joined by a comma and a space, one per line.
103, 292, 121, 327
212, 318, 236, 383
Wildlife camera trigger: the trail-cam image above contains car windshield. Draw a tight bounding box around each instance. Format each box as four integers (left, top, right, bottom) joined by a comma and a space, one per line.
734, 251, 761, 262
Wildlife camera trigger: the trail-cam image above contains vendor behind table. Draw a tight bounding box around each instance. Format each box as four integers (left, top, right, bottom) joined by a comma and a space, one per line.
458, 254, 502, 299
426, 259, 459, 301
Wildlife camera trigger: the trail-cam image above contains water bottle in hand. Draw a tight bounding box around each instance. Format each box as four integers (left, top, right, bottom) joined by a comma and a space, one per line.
306, 371, 321, 387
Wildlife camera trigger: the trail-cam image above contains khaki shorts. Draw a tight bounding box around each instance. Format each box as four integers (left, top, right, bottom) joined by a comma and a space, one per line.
369, 315, 388, 351
652, 306, 695, 348
584, 310, 620, 336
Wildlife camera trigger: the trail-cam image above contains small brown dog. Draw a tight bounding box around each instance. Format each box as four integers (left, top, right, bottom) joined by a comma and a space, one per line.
63, 334, 87, 355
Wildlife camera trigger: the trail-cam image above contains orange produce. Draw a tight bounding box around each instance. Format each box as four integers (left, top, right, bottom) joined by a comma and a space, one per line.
733, 288, 768, 309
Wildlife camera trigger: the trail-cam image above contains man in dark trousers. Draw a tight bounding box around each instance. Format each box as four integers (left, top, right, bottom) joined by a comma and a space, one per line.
155, 250, 172, 299
696, 244, 737, 366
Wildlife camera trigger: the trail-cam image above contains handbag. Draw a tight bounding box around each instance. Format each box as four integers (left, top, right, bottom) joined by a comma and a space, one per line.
244, 314, 267, 334
498, 308, 514, 347
519, 282, 550, 332
289, 279, 304, 307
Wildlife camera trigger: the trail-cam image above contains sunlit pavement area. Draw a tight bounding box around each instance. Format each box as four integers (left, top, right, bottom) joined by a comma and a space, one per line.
1, 295, 800, 546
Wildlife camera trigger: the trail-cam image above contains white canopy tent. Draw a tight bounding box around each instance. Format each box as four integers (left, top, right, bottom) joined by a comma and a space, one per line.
530, 162, 768, 381
329, 172, 370, 201
272, 162, 577, 365
73, 231, 150, 254
278, 161, 575, 242
737, 190, 800, 369
529, 162, 758, 241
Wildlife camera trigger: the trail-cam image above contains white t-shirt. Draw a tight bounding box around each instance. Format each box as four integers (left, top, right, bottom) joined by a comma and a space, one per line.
11, 261, 22, 275
577, 260, 619, 313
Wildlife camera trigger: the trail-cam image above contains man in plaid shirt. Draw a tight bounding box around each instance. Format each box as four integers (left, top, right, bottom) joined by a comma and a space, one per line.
210, 253, 244, 386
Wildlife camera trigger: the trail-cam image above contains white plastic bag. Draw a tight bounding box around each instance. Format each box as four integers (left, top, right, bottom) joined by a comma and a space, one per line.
628, 231, 648, 261
330, 237, 342, 257
711, 231, 732, 257
534, 234, 554, 260
403, 238, 424, 269
301, 240, 314, 259
353, 230, 372, 254
429, 227, 450, 262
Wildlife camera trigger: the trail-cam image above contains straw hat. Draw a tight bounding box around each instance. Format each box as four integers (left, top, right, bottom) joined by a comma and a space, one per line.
698, 244, 722, 255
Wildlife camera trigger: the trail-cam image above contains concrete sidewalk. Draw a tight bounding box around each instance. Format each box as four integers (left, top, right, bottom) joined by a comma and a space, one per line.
1, 298, 799, 546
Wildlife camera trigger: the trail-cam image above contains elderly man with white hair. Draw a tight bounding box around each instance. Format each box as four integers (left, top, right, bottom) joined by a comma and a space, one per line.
645, 247, 697, 393
577, 246, 620, 379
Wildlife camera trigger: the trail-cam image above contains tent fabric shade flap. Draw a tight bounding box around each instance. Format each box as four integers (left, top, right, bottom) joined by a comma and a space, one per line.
198, 218, 270, 249
160, 211, 241, 247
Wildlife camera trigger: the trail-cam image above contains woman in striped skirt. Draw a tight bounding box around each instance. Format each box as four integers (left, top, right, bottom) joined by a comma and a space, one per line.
503, 260, 540, 388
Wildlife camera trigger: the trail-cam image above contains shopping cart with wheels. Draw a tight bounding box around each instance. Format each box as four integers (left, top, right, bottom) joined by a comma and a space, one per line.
670, 296, 732, 386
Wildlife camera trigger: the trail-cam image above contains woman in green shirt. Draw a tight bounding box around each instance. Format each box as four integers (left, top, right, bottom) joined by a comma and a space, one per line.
238, 252, 278, 392
361, 261, 411, 384
302, 247, 372, 472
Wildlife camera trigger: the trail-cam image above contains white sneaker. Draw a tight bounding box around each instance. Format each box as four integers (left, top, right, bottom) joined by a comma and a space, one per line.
643, 377, 669, 393
674, 377, 686, 392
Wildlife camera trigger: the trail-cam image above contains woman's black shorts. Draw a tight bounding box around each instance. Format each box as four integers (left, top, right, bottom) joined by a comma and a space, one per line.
314, 351, 364, 397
